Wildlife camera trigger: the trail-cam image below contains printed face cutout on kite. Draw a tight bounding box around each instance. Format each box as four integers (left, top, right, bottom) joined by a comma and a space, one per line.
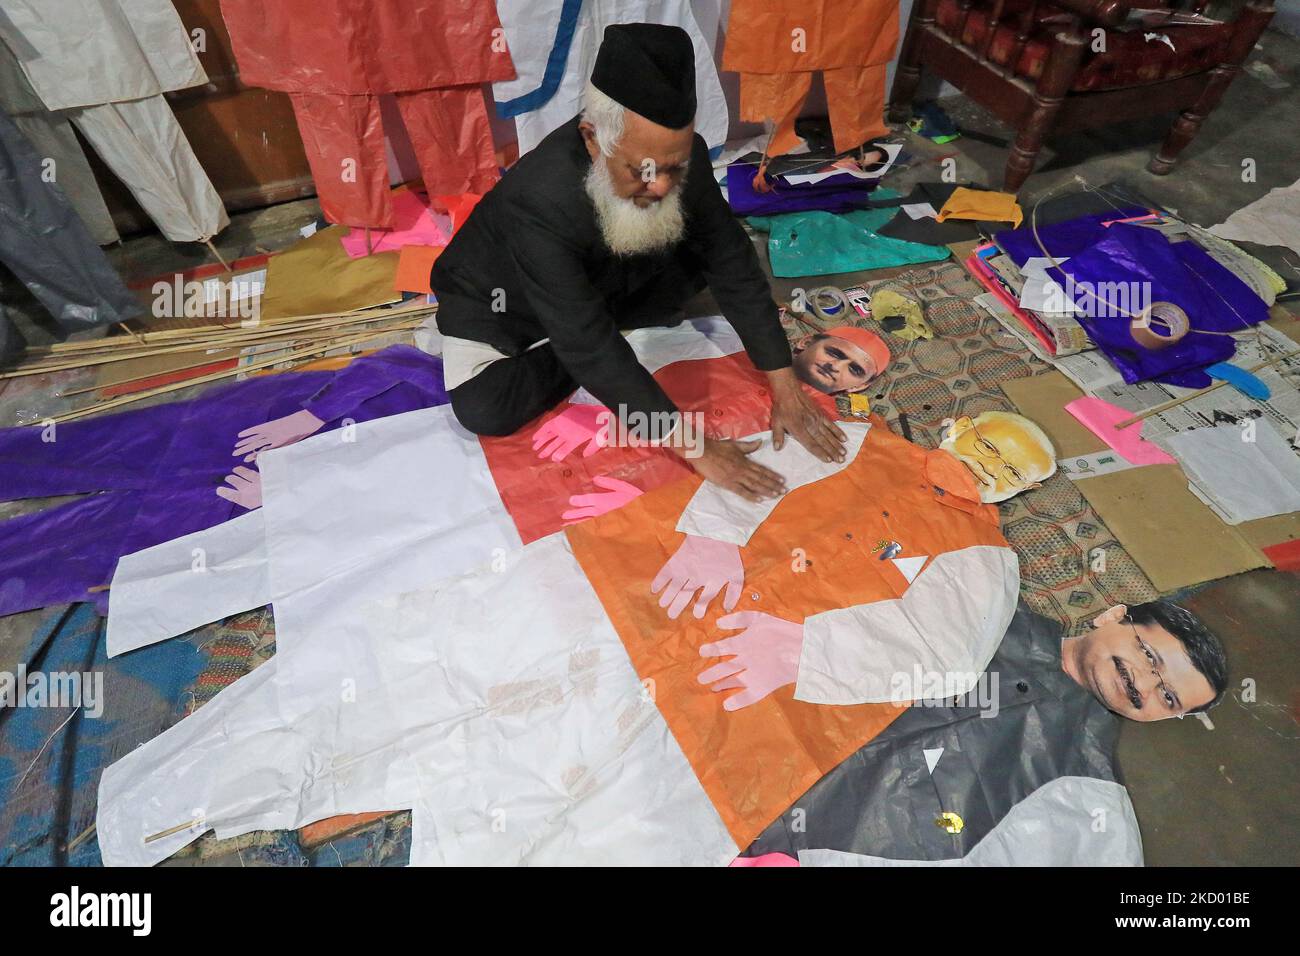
940, 411, 1057, 503
792, 326, 889, 395
1063, 604, 1219, 722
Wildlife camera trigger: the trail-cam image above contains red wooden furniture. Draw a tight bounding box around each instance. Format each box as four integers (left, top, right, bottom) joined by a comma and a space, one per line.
887, 0, 1276, 190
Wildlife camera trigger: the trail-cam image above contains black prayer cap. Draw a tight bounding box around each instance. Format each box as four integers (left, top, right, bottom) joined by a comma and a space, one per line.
590, 23, 697, 130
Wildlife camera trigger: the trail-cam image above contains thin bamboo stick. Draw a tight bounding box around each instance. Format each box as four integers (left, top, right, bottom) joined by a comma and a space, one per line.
22, 299, 436, 355
4, 311, 429, 379
20, 305, 437, 367
49, 327, 409, 423
58, 321, 421, 396
1114, 348, 1300, 429
204, 239, 233, 273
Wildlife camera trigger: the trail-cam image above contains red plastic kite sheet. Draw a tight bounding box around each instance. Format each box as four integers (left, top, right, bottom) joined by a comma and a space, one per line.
723, 0, 898, 156
219, 0, 515, 228
480, 351, 837, 544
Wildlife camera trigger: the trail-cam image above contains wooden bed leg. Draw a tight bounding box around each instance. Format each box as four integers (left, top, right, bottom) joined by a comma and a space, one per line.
888, 0, 941, 123
1005, 26, 1086, 192
1149, 0, 1275, 174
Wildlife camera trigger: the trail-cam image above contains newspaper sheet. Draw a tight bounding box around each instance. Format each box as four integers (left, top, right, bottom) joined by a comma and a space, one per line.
1089, 325, 1300, 457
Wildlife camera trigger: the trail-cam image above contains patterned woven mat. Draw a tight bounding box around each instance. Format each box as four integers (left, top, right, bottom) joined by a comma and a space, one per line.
783, 260, 1159, 636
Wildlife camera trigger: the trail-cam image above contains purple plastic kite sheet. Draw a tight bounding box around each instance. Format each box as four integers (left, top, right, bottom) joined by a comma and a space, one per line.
0, 345, 448, 617
726, 163, 881, 216
995, 208, 1150, 266
997, 219, 1268, 387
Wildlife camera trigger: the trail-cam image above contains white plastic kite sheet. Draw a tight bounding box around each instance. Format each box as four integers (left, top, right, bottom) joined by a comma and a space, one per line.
0, 0, 226, 242
796, 545, 1019, 706
676, 424, 870, 545
492, 0, 729, 156
797, 776, 1143, 866
569, 313, 744, 404
98, 405, 736, 865
67, 95, 229, 243
107, 509, 269, 658
0, 0, 207, 110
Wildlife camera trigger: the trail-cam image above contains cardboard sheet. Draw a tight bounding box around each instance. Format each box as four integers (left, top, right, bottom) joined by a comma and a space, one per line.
1001, 371, 1270, 591
259, 227, 401, 322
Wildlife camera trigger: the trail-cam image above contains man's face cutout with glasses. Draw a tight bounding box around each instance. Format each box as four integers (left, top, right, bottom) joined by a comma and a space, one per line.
940, 412, 1058, 503
1062, 604, 1217, 721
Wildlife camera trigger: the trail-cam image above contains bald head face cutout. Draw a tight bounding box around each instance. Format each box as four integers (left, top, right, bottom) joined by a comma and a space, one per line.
1060, 602, 1226, 721
940, 411, 1056, 503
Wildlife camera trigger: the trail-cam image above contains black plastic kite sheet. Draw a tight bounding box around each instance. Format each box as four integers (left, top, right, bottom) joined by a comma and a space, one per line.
0, 109, 139, 361
745, 604, 1126, 863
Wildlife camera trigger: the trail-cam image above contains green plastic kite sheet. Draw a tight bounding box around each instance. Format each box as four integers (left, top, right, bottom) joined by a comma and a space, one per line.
749, 198, 951, 279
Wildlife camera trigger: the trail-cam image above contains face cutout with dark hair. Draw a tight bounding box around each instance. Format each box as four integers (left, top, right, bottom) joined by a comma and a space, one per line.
1060, 602, 1226, 722
791, 333, 877, 394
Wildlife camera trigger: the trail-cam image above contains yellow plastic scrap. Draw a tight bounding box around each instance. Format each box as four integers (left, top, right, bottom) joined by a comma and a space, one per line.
935, 187, 1023, 227
868, 289, 932, 341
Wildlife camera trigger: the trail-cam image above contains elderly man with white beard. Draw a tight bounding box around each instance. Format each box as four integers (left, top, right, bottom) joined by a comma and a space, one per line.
431, 23, 846, 503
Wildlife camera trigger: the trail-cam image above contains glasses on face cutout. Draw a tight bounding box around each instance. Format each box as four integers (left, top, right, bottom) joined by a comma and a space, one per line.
960, 417, 1030, 488
1126, 615, 1179, 712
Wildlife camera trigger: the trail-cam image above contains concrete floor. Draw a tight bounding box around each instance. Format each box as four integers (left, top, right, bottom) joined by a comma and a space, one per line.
2, 26, 1298, 866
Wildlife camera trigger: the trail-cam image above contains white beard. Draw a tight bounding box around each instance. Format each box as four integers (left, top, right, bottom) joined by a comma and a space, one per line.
584, 158, 687, 256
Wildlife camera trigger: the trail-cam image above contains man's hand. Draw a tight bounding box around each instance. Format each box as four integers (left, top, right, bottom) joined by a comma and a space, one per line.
684, 436, 786, 503
767, 367, 847, 463
698, 611, 805, 711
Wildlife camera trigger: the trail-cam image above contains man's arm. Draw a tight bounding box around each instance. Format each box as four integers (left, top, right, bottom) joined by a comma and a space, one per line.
697, 545, 1020, 710
685, 135, 791, 374
686, 135, 847, 463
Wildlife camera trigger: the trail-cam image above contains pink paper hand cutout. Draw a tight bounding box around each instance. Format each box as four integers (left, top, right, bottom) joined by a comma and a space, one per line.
233, 409, 326, 463
651, 534, 744, 620
562, 476, 643, 523
531, 403, 609, 462
698, 611, 805, 711
215, 465, 263, 510
729, 852, 800, 867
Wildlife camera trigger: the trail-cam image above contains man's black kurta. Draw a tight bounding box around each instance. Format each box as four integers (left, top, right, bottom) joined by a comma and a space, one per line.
431, 116, 791, 420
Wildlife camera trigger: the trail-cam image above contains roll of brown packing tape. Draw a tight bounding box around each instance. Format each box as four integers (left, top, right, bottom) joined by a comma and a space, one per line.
1129, 302, 1190, 350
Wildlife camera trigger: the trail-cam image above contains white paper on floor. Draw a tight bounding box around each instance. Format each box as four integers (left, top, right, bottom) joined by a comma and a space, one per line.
676, 424, 870, 545
1209, 179, 1300, 256
1161, 421, 1300, 524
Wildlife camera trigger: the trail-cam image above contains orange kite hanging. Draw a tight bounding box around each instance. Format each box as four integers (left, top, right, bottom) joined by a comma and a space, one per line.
723, 0, 900, 159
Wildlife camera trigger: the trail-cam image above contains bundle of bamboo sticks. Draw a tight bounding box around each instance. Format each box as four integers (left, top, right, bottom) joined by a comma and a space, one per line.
5, 300, 438, 424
